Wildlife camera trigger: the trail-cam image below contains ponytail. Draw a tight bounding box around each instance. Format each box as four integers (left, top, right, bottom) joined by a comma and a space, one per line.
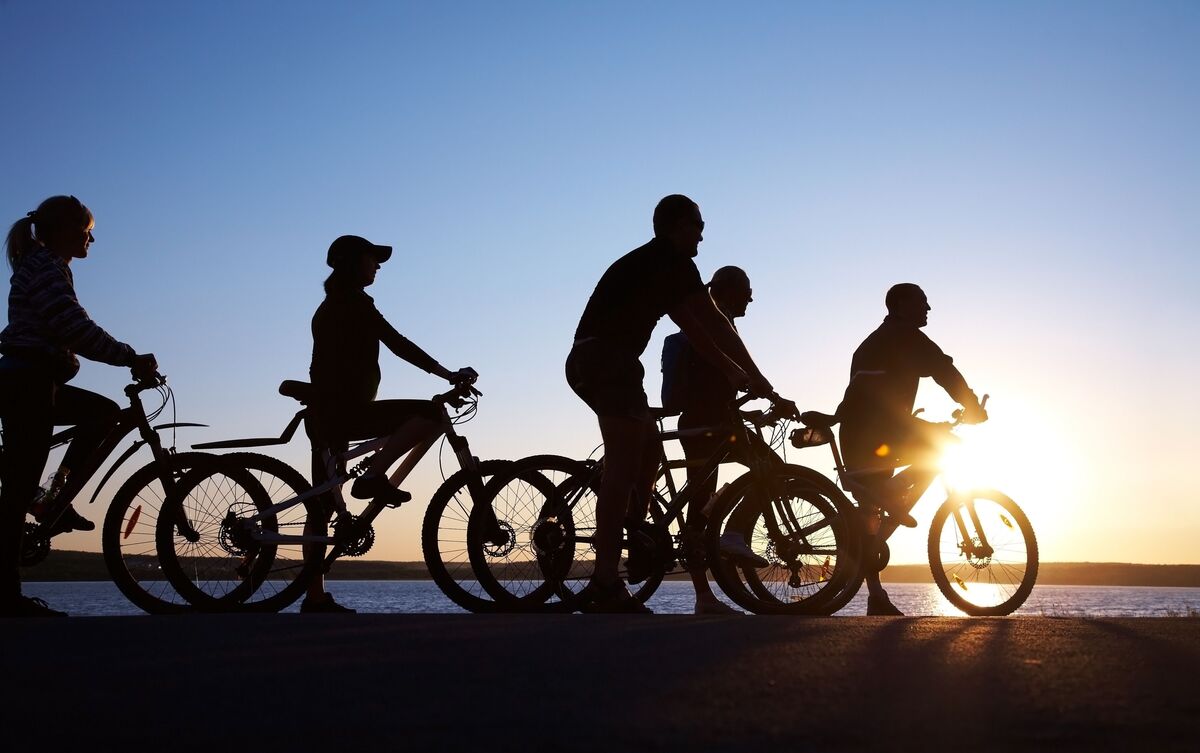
5, 214, 38, 268
5, 195, 92, 268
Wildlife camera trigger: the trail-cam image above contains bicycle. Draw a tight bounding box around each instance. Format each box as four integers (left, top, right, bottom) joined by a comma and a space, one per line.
154, 375, 572, 613
11, 371, 229, 613
468, 394, 863, 614
791, 395, 1039, 616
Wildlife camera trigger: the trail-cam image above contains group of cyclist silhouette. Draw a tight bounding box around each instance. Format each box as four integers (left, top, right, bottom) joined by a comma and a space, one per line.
0, 192, 988, 618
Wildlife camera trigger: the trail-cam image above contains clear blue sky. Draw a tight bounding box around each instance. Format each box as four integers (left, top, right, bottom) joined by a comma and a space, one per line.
3, 1, 1197, 563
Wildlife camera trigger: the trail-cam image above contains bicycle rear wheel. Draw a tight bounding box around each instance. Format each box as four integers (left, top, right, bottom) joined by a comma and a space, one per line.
468, 455, 670, 612
928, 489, 1038, 616
707, 465, 861, 615
155, 454, 316, 612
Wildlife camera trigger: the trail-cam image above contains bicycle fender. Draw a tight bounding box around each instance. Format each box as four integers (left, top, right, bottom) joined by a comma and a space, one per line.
88, 441, 148, 506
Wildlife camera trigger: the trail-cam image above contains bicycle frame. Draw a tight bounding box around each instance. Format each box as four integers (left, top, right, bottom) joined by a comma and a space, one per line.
544, 396, 800, 565
200, 384, 489, 568
23, 377, 206, 541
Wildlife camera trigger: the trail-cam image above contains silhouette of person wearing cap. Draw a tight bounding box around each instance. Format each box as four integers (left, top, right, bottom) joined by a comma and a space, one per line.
301, 235, 475, 613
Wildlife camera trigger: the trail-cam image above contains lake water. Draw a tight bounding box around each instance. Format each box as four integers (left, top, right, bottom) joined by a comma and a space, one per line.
21, 580, 1200, 617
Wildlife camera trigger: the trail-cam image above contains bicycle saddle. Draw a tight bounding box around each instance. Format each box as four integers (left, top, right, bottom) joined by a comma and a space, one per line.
278, 380, 315, 403
649, 406, 681, 420
799, 410, 839, 429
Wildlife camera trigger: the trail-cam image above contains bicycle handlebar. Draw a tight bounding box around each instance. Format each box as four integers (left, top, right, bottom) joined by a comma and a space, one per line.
124, 372, 167, 397
950, 393, 990, 427
433, 379, 482, 410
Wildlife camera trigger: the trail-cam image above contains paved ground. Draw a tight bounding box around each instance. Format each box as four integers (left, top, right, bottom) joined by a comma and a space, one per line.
2, 615, 1197, 752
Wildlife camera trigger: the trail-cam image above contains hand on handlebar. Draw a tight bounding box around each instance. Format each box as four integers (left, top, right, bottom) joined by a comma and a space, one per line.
447, 366, 478, 385
131, 353, 159, 382
768, 394, 801, 422
958, 402, 988, 425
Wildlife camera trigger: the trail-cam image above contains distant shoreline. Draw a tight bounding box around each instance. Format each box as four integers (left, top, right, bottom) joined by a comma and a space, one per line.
22, 550, 1200, 588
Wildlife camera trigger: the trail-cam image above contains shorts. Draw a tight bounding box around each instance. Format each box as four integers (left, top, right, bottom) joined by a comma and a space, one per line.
840, 418, 947, 491
565, 339, 649, 421
308, 399, 441, 444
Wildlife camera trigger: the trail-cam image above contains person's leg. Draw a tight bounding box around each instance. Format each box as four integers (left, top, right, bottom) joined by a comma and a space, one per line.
43, 385, 122, 529
0, 368, 55, 607
593, 414, 654, 588
52, 384, 122, 483
348, 400, 442, 500
679, 423, 723, 604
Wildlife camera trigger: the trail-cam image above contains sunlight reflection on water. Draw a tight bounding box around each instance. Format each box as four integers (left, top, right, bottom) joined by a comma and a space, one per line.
22, 580, 1200, 617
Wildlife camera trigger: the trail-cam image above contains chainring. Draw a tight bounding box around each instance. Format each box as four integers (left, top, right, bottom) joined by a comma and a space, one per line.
334, 513, 375, 557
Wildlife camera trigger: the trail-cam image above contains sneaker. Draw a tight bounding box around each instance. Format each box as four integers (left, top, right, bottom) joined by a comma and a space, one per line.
695, 597, 743, 616
300, 592, 356, 614
581, 580, 653, 614
45, 505, 96, 534
350, 474, 412, 507
866, 592, 904, 616
718, 532, 769, 568
1, 595, 68, 618
881, 507, 918, 529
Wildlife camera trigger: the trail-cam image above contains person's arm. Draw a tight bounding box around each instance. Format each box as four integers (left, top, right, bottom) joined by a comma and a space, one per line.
668, 290, 772, 396
29, 256, 136, 367
368, 304, 465, 381
919, 333, 986, 420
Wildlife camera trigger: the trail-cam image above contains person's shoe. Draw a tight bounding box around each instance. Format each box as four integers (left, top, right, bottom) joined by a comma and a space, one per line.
881, 507, 918, 529
718, 532, 770, 568
44, 505, 96, 535
300, 592, 356, 614
695, 596, 743, 616
866, 592, 904, 616
623, 526, 656, 585
581, 580, 653, 614
350, 474, 412, 508
1, 595, 68, 618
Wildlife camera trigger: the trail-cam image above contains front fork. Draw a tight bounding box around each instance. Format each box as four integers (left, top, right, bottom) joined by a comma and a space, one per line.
950, 494, 993, 559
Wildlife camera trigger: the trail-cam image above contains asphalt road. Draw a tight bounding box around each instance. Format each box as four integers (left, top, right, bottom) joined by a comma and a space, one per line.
2, 615, 1197, 752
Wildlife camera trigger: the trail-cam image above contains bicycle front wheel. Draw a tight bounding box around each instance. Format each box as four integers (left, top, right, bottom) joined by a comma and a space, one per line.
421, 458, 513, 613
102, 451, 216, 614
155, 454, 316, 612
707, 465, 861, 615
928, 489, 1038, 616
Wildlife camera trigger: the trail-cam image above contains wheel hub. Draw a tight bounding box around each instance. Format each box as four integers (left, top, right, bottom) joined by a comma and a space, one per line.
483, 520, 517, 557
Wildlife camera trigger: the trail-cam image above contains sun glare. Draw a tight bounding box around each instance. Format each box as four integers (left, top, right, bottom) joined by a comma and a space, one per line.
932, 400, 1078, 540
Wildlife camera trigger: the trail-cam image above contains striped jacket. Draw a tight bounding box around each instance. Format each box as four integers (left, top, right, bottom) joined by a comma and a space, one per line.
0, 246, 135, 381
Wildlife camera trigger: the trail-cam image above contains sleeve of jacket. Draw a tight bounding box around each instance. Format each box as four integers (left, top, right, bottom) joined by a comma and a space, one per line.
28, 258, 136, 367
370, 303, 441, 374
915, 331, 976, 406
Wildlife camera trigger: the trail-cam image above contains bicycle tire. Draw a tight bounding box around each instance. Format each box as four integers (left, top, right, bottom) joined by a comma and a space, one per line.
420, 458, 513, 613
707, 464, 862, 615
155, 455, 315, 612
928, 489, 1038, 616
101, 451, 218, 614
468, 454, 670, 612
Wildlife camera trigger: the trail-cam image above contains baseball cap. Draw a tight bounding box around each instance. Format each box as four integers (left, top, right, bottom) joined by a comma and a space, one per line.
326, 235, 393, 268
